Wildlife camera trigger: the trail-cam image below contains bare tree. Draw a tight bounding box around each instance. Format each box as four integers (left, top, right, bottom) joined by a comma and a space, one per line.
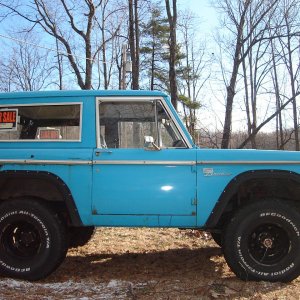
270, 35, 285, 149
0, 34, 54, 92
177, 10, 212, 138
241, 31, 272, 148
1, 0, 124, 90
93, 0, 124, 89
238, 92, 300, 148
214, 0, 280, 148
276, 0, 300, 150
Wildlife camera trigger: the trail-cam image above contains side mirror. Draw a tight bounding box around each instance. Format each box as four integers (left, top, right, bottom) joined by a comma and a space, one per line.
144, 136, 160, 150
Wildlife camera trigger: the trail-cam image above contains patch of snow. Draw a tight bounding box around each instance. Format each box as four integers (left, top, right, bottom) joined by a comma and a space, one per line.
107, 279, 120, 288
0, 278, 148, 299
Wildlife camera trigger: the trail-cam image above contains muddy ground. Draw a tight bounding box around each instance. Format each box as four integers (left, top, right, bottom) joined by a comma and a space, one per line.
0, 228, 299, 299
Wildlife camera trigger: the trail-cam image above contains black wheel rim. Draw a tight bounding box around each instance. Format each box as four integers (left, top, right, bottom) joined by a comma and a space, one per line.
248, 223, 290, 266
2, 221, 42, 259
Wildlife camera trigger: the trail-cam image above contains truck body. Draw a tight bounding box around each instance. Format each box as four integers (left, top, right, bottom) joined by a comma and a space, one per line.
1, 90, 300, 282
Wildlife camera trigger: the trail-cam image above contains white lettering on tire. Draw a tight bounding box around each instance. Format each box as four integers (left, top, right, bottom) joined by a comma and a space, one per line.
260, 213, 300, 236
0, 210, 50, 273
236, 212, 298, 277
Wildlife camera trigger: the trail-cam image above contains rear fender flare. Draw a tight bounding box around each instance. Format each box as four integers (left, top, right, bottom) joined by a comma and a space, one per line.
0, 170, 82, 226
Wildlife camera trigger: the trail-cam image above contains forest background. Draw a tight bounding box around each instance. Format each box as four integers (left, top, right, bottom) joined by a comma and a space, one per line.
0, 0, 299, 151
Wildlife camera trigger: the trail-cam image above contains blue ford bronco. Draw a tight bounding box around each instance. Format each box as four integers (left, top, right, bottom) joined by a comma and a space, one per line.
0, 89, 300, 282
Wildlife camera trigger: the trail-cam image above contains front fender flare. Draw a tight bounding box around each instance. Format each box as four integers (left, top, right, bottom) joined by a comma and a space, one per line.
204, 169, 300, 229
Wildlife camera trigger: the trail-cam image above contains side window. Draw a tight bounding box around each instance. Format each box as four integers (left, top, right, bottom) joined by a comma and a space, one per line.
0, 104, 81, 141
98, 100, 186, 149
99, 102, 157, 148
156, 101, 186, 148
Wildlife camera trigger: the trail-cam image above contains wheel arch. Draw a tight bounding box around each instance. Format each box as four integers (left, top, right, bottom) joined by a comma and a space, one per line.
0, 170, 82, 226
205, 169, 300, 229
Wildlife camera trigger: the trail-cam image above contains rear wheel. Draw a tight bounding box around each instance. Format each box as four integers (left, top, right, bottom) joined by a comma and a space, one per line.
223, 200, 300, 282
0, 199, 68, 281
69, 226, 95, 248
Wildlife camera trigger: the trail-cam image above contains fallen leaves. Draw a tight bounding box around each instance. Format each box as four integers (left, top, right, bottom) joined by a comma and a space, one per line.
0, 228, 299, 299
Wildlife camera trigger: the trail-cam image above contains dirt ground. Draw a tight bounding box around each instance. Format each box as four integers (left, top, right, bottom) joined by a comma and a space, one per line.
0, 228, 300, 300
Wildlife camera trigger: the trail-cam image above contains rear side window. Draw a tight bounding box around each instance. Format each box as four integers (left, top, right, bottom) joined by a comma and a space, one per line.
0, 103, 81, 141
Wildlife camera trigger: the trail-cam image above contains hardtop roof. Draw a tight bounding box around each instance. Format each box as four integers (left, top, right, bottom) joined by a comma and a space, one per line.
0, 89, 168, 100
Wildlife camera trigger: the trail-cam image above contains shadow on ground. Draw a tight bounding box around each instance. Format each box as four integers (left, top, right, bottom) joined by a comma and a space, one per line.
48, 246, 286, 299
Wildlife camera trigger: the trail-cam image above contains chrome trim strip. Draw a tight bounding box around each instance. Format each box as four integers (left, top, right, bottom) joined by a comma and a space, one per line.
198, 161, 300, 165
96, 97, 158, 103
0, 159, 92, 165
2, 159, 298, 166
95, 98, 100, 149
94, 160, 196, 165
0, 140, 82, 143
0, 102, 83, 107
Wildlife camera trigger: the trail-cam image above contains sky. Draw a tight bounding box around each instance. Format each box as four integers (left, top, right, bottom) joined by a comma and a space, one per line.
0, 0, 219, 62
179, 0, 218, 29
0, 0, 234, 133
176, 0, 225, 131
0, 1, 293, 138
178, 0, 219, 46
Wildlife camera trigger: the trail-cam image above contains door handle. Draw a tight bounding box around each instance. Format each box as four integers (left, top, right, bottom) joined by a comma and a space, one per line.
95, 150, 112, 156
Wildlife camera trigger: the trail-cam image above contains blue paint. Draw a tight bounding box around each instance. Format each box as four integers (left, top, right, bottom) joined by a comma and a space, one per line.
1, 90, 300, 229
92, 149, 197, 217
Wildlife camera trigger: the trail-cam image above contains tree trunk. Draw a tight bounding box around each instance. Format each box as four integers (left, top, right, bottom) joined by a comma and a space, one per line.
101, 9, 108, 90
128, 0, 139, 90
221, 56, 240, 149
220, 15, 246, 149
242, 57, 251, 146
165, 0, 178, 110
150, 41, 155, 90
271, 38, 284, 149
286, 24, 299, 150
55, 37, 63, 90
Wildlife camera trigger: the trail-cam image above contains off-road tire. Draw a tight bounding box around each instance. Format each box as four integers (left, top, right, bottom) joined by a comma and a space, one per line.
223, 199, 300, 282
0, 199, 68, 281
211, 232, 222, 247
69, 226, 95, 248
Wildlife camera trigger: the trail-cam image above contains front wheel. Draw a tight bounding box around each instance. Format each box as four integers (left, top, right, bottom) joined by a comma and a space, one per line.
223, 200, 300, 282
210, 232, 222, 247
0, 199, 68, 280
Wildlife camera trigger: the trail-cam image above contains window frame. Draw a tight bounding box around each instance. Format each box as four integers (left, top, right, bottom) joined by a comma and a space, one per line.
0, 102, 83, 142
96, 97, 192, 149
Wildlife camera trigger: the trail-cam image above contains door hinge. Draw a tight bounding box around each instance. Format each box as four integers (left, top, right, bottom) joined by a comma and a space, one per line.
192, 198, 197, 206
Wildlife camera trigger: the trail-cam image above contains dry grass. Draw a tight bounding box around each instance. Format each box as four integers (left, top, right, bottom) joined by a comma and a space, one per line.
1, 228, 300, 299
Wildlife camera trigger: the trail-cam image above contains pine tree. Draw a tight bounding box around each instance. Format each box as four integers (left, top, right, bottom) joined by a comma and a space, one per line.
140, 8, 170, 90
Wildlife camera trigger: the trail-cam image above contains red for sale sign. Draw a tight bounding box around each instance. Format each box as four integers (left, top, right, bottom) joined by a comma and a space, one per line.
0, 109, 18, 131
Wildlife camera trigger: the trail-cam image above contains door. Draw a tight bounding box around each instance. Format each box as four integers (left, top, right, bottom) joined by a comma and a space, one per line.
92, 97, 197, 225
